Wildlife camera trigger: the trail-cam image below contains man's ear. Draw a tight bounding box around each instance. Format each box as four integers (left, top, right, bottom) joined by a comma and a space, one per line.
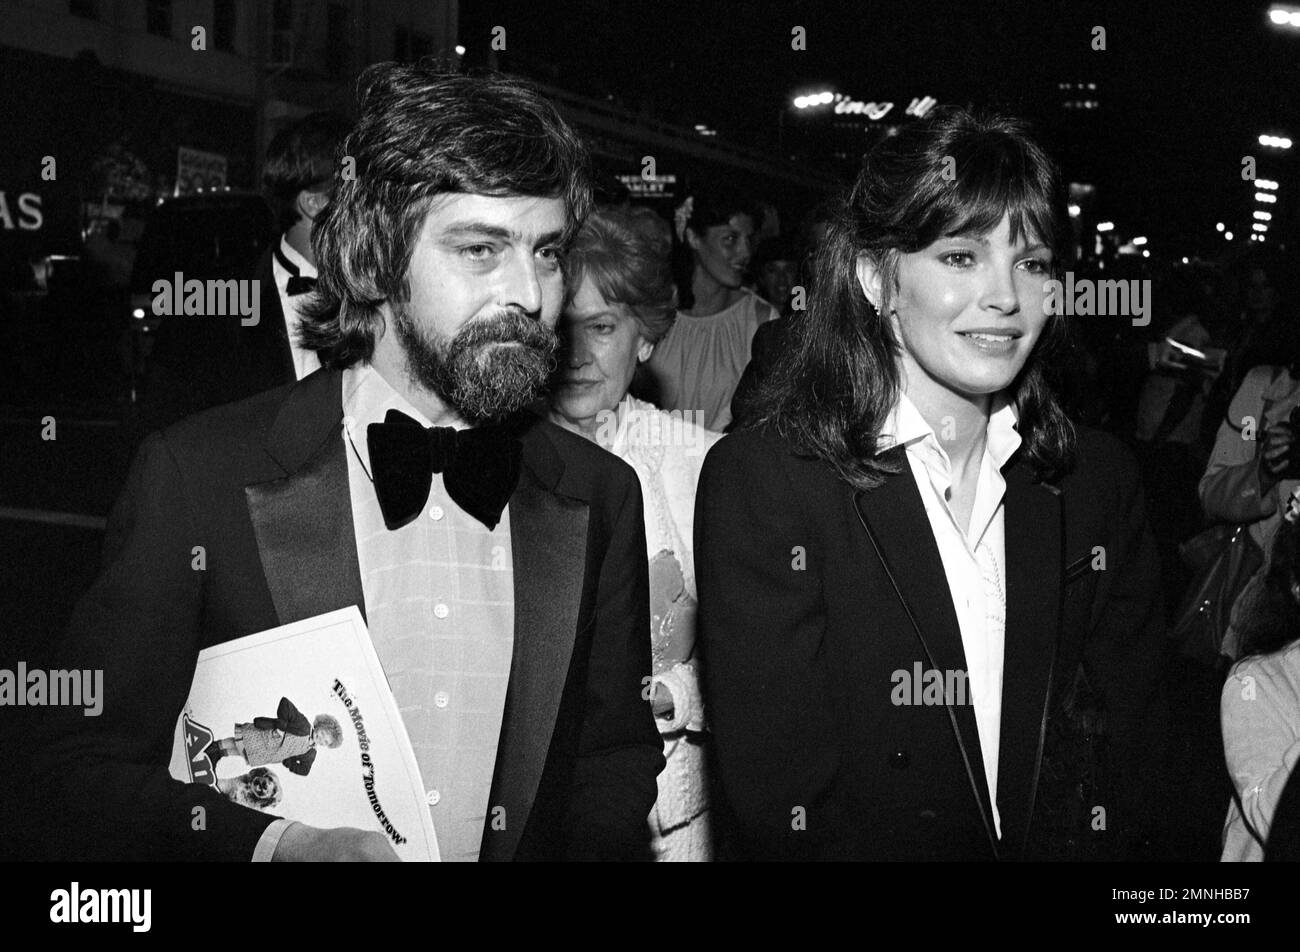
297, 189, 330, 222
855, 252, 884, 313
685, 225, 701, 253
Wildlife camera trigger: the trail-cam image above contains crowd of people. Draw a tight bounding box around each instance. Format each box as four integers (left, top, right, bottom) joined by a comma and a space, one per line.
26, 61, 1300, 862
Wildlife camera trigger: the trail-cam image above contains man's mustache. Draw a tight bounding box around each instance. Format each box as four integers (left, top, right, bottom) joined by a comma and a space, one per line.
456, 310, 556, 348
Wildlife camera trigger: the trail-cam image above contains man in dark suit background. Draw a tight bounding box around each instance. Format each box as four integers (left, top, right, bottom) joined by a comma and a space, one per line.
36, 65, 663, 862
137, 112, 351, 433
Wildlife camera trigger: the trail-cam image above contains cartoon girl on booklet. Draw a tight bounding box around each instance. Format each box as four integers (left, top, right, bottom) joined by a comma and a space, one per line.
204, 696, 343, 776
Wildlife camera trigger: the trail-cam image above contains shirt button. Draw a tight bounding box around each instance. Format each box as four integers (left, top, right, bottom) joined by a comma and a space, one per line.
434, 691, 449, 709
426, 789, 440, 805
434, 603, 449, 619
428, 505, 445, 521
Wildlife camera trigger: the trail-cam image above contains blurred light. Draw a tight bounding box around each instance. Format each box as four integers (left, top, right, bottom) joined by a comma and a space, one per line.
1256, 192, 1278, 203
1067, 203, 1081, 217
1216, 221, 1225, 231
1254, 223, 1269, 231
1132, 236, 1148, 246
1269, 5, 1300, 27
694, 123, 708, 130
1255, 210, 1274, 220
1225, 231, 1234, 240
1182, 256, 1190, 264
454, 45, 466, 55
132, 308, 146, 319
1257, 179, 1279, 190
1142, 250, 1150, 258
1096, 221, 1115, 232
794, 96, 808, 108
1260, 134, 1294, 149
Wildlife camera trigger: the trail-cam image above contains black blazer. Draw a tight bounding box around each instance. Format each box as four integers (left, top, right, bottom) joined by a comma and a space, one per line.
695, 424, 1165, 861
137, 247, 296, 434
37, 368, 664, 861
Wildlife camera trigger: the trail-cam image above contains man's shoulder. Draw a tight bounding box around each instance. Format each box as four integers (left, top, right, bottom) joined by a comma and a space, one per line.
520, 415, 639, 503
138, 381, 299, 489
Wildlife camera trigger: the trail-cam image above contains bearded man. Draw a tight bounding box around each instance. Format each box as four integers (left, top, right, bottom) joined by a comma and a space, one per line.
36, 65, 663, 862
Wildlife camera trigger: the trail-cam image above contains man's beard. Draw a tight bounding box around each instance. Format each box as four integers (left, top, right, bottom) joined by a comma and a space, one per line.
392, 303, 558, 425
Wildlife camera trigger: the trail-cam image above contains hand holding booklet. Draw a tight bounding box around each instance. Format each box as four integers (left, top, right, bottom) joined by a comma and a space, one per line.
168, 606, 440, 861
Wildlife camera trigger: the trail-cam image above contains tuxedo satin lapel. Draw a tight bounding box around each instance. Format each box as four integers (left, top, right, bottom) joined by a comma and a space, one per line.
852, 449, 996, 845
245, 369, 367, 626
481, 461, 588, 861
996, 458, 1063, 857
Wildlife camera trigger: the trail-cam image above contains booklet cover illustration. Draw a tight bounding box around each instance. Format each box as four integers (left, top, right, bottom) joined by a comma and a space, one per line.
169, 606, 440, 861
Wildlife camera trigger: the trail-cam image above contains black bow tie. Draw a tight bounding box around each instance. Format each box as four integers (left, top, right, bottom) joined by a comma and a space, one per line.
365, 409, 522, 531
286, 275, 317, 296
274, 244, 317, 296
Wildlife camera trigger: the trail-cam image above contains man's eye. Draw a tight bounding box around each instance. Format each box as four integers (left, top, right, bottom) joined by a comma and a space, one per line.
592, 323, 614, 333
941, 251, 975, 268
538, 247, 564, 268
460, 244, 496, 260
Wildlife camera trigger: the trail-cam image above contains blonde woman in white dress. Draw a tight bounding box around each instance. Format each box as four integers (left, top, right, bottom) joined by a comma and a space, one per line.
548, 205, 719, 861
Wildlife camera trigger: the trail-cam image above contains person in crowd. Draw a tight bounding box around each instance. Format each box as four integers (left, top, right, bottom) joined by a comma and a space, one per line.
1221, 511, 1300, 860
643, 188, 777, 431
1199, 319, 1300, 659
696, 107, 1166, 861
547, 204, 718, 861
138, 111, 352, 432
1133, 268, 1226, 615
752, 234, 799, 319
35, 65, 663, 863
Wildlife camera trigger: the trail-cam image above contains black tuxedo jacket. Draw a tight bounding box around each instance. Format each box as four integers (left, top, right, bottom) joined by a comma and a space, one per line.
137, 247, 296, 434
695, 425, 1165, 861
39, 368, 664, 861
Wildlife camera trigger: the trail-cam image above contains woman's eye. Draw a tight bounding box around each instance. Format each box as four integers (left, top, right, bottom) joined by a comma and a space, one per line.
941, 251, 975, 268
592, 323, 614, 334
1018, 257, 1052, 274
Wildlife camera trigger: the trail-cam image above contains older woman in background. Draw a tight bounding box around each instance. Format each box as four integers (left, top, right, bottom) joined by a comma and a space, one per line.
548, 205, 720, 861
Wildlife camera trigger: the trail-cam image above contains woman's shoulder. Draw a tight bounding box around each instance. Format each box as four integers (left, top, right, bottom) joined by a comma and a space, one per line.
1223, 643, 1300, 709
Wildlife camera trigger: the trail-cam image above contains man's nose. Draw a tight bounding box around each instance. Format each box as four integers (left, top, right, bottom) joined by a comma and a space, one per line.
502, 253, 544, 314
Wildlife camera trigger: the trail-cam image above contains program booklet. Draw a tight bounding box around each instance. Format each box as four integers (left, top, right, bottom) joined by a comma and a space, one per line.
168, 606, 440, 861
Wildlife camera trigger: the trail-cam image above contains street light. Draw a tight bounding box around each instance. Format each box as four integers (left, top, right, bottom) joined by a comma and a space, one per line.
1257, 179, 1279, 190
1269, 5, 1300, 28
781, 91, 834, 156
1260, 134, 1294, 149
1096, 221, 1115, 232
1256, 192, 1278, 203
1132, 236, 1148, 246
1255, 210, 1274, 220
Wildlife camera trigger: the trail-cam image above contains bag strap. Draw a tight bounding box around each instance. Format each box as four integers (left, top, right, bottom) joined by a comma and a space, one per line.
1232, 784, 1268, 853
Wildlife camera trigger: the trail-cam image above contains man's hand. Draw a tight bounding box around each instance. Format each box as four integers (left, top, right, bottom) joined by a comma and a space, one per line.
271, 823, 401, 861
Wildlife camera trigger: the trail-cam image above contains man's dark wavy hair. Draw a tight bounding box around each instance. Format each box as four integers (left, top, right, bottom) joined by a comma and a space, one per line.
742, 106, 1077, 489
301, 64, 594, 368
262, 111, 352, 233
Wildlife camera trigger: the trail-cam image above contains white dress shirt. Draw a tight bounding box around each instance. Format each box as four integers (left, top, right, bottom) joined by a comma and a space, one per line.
270, 236, 323, 381
877, 391, 1022, 839
254, 364, 514, 862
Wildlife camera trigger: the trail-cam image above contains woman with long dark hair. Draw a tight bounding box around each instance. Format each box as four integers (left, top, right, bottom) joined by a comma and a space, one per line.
696, 108, 1165, 861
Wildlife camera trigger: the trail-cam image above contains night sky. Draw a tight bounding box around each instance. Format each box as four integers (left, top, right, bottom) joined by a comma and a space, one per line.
462, 0, 1300, 258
